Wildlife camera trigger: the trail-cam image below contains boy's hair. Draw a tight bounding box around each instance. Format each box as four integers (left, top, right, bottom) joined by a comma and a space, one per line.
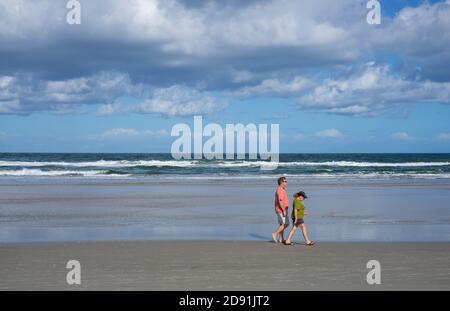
277, 177, 286, 185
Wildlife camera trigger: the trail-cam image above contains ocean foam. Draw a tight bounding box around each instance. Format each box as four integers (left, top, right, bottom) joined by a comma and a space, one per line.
1, 159, 449, 168
0, 169, 126, 177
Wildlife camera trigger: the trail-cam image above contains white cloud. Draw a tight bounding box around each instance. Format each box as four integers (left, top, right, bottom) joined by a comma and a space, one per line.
99, 85, 226, 117
0, 72, 143, 114
232, 70, 255, 83
259, 113, 288, 121
391, 132, 414, 141
0, 0, 366, 92
373, 1, 450, 81
0, 1, 448, 81
0, 100, 21, 114
0, 0, 449, 118
0, 73, 224, 117
234, 76, 312, 97
293, 133, 306, 140
96, 128, 169, 140
135, 87, 221, 116
296, 64, 450, 116
100, 128, 140, 139
315, 128, 343, 138
97, 103, 123, 116
435, 133, 450, 141
0, 0, 360, 56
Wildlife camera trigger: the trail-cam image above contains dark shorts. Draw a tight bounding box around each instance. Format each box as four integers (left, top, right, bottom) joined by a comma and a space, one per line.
292, 218, 304, 227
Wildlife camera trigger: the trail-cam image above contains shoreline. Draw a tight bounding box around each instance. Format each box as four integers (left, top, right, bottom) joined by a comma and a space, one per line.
1, 241, 449, 290
2, 239, 450, 245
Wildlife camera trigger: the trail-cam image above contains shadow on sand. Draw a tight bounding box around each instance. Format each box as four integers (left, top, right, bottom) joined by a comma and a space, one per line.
248, 233, 274, 243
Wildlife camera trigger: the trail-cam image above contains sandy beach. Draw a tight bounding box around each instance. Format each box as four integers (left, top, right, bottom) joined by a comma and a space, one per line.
1, 175, 449, 290
1, 241, 449, 290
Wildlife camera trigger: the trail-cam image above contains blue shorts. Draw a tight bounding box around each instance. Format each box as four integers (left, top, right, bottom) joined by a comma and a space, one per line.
292, 218, 304, 227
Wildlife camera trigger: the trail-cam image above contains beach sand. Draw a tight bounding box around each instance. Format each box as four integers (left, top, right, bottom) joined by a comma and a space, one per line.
1, 241, 449, 290
1, 178, 449, 290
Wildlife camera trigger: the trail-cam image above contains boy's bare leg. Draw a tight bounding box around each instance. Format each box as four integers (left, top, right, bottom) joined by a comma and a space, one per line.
285, 226, 297, 244
300, 224, 312, 244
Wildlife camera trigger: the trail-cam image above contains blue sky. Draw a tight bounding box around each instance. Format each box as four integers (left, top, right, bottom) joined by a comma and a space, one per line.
1, 0, 450, 153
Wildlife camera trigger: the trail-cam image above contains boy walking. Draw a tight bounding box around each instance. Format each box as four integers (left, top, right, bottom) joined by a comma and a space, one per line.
285, 191, 315, 246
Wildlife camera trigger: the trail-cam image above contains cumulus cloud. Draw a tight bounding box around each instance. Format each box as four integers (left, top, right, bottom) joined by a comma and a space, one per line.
0, 0, 366, 85
133, 86, 225, 116
0, 72, 223, 116
435, 133, 450, 141
391, 132, 414, 141
296, 64, 450, 116
234, 76, 312, 97
232, 70, 255, 83
0, 0, 361, 55
0, 1, 448, 84
259, 113, 288, 121
293, 133, 306, 140
98, 85, 226, 117
315, 128, 343, 138
0, 0, 449, 117
374, 0, 450, 81
0, 72, 142, 114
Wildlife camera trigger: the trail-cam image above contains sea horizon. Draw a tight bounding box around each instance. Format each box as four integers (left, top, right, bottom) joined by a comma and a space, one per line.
2, 151, 450, 154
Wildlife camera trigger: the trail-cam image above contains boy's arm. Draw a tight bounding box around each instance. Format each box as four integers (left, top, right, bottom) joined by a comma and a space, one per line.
294, 208, 298, 222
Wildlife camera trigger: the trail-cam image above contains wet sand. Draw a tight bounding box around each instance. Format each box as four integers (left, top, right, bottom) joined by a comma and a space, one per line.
1, 241, 449, 290
1, 178, 450, 242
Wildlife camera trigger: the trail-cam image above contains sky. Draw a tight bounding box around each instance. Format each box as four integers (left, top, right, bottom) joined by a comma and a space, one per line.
0, 0, 450, 153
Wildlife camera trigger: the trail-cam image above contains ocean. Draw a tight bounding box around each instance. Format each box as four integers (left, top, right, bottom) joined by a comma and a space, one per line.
1, 153, 450, 180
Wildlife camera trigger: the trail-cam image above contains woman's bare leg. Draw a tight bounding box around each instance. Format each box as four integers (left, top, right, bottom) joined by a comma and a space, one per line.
279, 224, 289, 242
272, 225, 284, 242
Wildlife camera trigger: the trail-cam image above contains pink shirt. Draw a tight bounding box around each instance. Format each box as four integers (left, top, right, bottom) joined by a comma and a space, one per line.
274, 186, 289, 214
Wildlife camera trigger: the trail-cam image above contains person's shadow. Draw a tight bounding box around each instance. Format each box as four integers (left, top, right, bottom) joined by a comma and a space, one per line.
248, 233, 274, 242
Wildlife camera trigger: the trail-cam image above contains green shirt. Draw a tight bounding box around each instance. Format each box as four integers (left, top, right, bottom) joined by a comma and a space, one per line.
291, 199, 305, 219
